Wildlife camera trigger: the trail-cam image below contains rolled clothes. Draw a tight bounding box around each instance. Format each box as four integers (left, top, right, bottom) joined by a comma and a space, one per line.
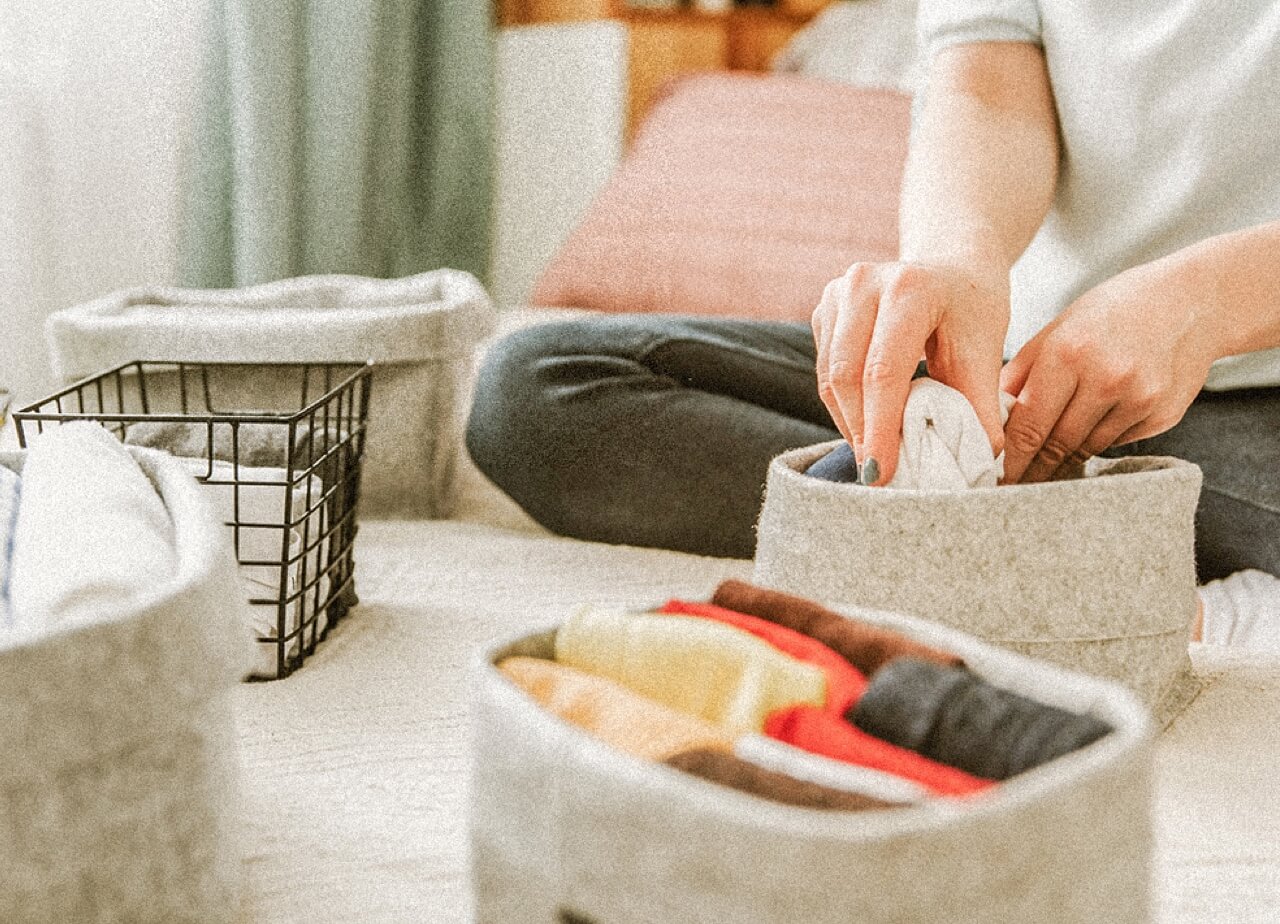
734, 734, 929, 805
659, 598, 867, 713
711, 579, 963, 677
498, 656, 733, 760
0, 466, 20, 631
664, 748, 901, 812
554, 607, 827, 734
805, 379, 1014, 490
765, 705, 994, 797
850, 658, 1114, 781
9, 423, 176, 637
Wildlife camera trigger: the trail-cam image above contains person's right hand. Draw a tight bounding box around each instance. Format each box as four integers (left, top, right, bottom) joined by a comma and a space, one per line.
811, 261, 1011, 485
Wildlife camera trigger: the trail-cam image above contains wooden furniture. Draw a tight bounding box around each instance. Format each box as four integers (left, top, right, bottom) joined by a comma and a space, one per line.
498, 1, 832, 137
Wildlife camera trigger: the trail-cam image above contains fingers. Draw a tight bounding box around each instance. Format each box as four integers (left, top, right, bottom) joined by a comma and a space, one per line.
859, 289, 934, 485
1047, 403, 1147, 479
1000, 360, 1078, 484
814, 267, 877, 449
1018, 394, 1115, 484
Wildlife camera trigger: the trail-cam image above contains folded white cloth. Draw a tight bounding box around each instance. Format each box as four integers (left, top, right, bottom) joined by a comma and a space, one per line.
0, 467, 20, 631
734, 734, 929, 804
179, 457, 328, 677
9, 423, 176, 640
1199, 569, 1280, 650
888, 378, 1015, 490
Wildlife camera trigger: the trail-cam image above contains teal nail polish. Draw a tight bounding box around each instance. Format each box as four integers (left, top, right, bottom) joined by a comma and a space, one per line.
859, 456, 880, 486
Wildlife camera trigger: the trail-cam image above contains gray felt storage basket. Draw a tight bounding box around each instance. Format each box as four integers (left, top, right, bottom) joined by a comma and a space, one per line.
0, 448, 254, 924
470, 608, 1154, 924
45, 270, 496, 517
754, 442, 1204, 725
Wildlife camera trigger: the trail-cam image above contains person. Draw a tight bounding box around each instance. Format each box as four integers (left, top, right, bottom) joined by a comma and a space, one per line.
466, 3, 1280, 598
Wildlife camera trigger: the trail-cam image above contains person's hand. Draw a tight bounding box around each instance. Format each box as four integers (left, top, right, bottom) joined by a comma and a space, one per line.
812, 261, 1010, 485
1000, 259, 1222, 483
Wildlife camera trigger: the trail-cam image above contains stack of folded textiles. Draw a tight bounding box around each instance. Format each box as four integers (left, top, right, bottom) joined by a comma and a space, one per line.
498, 579, 1115, 812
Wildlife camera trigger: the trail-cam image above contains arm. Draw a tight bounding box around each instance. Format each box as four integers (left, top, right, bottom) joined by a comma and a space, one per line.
1001, 219, 1280, 483
813, 43, 1058, 484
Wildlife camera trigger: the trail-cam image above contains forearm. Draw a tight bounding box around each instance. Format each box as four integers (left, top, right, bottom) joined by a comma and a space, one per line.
899, 43, 1059, 286
1161, 219, 1280, 358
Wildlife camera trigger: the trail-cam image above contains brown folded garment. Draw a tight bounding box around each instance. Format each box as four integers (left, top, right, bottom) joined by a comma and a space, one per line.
711, 579, 963, 677
665, 748, 901, 812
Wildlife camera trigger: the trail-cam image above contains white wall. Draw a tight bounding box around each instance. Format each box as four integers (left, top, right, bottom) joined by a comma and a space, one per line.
0, 0, 207, 406
492, 22, 627, 308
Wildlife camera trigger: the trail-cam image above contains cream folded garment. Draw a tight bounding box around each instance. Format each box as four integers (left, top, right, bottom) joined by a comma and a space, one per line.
7, 423, 176, 641
555, 607, 827, 734
889, 378, 1015, 490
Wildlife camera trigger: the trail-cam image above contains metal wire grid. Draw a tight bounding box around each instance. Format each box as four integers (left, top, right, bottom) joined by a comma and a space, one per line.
14, 360, 373, 679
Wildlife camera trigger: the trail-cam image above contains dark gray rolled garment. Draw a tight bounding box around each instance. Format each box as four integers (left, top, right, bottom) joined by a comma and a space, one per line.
849, 658, 1113, 781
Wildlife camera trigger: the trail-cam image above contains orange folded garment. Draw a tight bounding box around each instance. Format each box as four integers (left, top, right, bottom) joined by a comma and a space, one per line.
664, 748, 902, 812
498, 656, 733, 760
659, 598, 868, 713
712, 579, 964, 676
765, 705, 994, 798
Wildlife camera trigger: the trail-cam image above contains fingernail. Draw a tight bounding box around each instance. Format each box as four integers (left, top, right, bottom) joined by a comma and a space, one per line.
859, 456, 880, 486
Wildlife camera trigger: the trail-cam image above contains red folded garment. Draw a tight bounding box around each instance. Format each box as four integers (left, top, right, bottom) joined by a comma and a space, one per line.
661, 599, 868, 713
711, 579, 964, 677
764, 705, 994, 798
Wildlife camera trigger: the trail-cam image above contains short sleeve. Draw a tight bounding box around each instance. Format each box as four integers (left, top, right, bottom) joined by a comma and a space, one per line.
917, 0, 1043, 57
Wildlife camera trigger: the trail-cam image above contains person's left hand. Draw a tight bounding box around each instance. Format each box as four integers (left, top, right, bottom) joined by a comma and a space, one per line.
999, 258, 1223, 483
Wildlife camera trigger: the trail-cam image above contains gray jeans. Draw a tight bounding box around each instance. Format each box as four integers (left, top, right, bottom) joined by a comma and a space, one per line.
465, 315, 1278, 579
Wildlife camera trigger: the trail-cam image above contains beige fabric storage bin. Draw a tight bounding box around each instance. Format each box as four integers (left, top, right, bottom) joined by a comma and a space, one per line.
470, 606, 1154, 924
754, 441, 1203, 725
0, 448, 255, 924
45, 270, 496, 517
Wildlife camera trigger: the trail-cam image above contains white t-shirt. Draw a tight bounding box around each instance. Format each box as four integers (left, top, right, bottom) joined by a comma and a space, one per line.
918, 0, 1280, 390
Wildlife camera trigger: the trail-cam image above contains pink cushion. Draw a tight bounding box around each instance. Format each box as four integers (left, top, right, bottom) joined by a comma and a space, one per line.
531, 73, 912, 323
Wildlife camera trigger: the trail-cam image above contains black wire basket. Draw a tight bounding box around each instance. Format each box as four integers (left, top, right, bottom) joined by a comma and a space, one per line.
14, 360, 373, 679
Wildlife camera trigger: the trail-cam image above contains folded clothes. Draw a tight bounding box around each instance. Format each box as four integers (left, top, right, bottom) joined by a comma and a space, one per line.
711, 579, 963, 677
555, 607, 827, 734
805, 378, 1014, 490
734, 734, 929, 804
659, 598, 867, 713
9, 423, 176, 637
664, 748, 900, 812
498, 656, 733, 760
850, 658, 1114, 781
125, 419, 348, 475
764, 705, 993, 797
0, 467, 20, 631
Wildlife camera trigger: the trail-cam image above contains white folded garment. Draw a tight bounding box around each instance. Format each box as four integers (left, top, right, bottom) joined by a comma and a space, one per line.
9, 423, 176, 639
888, 378, 1015, 490
179, 457, 329, 676
0, 467, 20, 631
734, 733, 929, 804
1198, 569, 1280, 650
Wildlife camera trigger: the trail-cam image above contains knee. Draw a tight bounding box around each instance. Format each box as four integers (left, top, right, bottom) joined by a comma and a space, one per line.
464, 319, 603, 485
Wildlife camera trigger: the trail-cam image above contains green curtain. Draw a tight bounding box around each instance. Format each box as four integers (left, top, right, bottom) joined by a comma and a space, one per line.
180, 0, 493, 287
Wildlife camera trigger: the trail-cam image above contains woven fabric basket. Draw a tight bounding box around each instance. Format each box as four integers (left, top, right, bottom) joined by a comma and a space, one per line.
470, 606, 1154, 924
0, 448, 254, 923
754, 442, 1203, 725
45, 269, 496, 517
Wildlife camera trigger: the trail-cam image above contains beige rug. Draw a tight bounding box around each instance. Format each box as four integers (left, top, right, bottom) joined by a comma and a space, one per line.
235, 495, 1280, 922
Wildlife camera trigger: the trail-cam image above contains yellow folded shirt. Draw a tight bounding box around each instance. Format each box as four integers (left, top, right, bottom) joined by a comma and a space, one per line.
498, 656, 734, 760
554, 608, 827, 734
